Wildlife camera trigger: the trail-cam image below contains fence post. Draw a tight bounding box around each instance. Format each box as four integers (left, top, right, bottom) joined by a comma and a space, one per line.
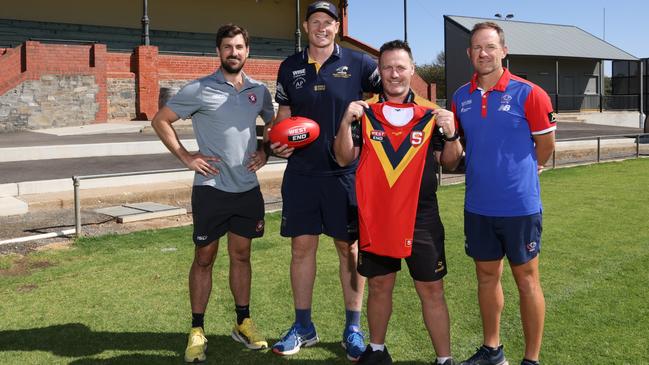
552, 150, 556, 169
73, 176, 81, 237
596, 137, 601, 163
637, 135, 640, 158
438, 164, 443, 187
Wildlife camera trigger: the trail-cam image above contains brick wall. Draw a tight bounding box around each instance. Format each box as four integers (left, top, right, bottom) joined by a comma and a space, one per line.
0, 74, 99, 132
0, 41, 282, 131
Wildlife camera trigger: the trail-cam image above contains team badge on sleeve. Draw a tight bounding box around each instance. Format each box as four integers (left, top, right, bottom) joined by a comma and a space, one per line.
548, 112, 557, 124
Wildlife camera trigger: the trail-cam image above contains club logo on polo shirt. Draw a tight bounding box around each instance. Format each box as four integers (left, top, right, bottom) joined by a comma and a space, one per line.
333, 65, 351, 78
460, 99, 472, 113
498, 93, 513, 112
292, 68, 307, 89
294, 78, 306, 89
247, 92, 257, 104
548, 112, 557, 124
405, 238, 413, 247
314, 84, 326, 92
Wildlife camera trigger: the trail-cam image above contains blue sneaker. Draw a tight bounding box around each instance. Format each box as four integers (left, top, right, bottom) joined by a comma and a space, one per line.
271, 323, 319, 356
460, 345, 508, 365
341, 327, 366, 361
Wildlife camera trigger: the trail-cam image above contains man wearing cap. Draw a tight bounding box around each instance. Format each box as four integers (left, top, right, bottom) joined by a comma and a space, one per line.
270, 0, 381, 360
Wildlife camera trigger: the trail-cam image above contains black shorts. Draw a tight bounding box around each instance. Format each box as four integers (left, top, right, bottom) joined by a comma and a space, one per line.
357, 214, 447, 282
191, 185, 265, 246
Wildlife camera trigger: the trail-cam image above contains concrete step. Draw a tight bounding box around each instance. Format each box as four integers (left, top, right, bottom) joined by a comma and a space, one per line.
0, 196, 28, 216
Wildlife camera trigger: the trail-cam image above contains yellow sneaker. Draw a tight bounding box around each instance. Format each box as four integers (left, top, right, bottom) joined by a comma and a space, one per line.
231, 318, 268, 350
184, 327, 207, 363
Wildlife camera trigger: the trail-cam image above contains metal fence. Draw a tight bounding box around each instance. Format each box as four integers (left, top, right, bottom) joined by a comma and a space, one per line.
63, 133, 648, 237
548, 94, 640, 112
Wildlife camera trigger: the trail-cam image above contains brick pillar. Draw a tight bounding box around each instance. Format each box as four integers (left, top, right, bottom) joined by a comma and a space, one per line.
91, 43, 108, 122
134, 45, 159, 120
21, 41, 40, 74
428, 82, 437, 102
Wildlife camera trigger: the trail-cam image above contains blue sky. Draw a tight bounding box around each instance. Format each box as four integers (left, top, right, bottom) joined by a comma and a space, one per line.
347, 0, 648, 66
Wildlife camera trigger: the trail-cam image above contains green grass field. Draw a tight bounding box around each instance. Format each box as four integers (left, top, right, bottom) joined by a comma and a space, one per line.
1, 159, 648, 364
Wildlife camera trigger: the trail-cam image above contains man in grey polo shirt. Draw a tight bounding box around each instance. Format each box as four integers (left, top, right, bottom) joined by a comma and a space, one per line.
151, 23, 274, 363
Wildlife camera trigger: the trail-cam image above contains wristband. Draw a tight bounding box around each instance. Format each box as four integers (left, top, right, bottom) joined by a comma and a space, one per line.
443, 132, 460, 142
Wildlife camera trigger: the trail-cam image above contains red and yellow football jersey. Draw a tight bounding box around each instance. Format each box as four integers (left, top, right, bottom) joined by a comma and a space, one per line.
356, 101, 436, 258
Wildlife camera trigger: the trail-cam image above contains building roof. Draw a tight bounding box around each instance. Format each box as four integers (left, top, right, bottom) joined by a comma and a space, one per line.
445, 15, 638, 61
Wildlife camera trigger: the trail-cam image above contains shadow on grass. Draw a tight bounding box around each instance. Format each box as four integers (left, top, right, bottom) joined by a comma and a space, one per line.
0, 323, 431, 364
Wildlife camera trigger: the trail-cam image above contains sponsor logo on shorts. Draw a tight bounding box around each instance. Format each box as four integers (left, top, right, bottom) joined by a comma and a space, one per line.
435, 260, 445, 273
405, 238, 412, 247
196, 235, 208, 241
526, 241, 537, 252
256, 220, 264, 232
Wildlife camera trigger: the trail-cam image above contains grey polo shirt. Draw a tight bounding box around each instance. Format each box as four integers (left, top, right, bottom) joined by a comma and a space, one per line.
167, 69, 274, 192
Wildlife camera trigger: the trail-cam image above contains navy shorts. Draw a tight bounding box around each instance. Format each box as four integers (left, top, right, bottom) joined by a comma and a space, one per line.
280, 172, 358, 241
191, 185, 265, 246
464, 210, 542, 265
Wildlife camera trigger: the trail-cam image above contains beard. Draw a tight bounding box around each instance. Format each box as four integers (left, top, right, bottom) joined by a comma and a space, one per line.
221, 56, 245, 74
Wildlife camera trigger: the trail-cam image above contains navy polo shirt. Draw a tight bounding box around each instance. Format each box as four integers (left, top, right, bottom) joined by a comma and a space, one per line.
452, 68, 556, 216
275, 44, 381, 176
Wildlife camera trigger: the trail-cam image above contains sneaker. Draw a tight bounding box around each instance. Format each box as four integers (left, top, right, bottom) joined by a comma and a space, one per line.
231, 318, 268, 350
271, 323, 319, 356
341, 327, 366, 361
357, 346, 393, 365
460, 345, 508, 365
184, 327, 207, 363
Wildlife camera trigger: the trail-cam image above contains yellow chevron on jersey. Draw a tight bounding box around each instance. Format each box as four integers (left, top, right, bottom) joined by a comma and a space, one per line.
362, 106, 435, 188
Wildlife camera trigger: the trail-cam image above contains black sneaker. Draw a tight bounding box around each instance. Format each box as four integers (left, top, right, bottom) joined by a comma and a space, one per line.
357, 346, 393, 365
460, 345, 508, 365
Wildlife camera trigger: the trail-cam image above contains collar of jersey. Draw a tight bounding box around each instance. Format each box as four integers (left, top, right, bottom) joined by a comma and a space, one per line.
470, 67, 511, 94
379, 89, 415, 104
301, 44, 341, 64
213, 68, 253, 90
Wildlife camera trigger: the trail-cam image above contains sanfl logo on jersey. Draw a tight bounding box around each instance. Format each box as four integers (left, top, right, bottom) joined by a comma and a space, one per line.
410, 131, 424, 146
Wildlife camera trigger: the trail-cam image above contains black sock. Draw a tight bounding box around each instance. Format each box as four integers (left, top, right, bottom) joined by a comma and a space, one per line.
235, 304, 250, 325
483, 344, 500, 353
523, 359, 539, 365
192, 313, 204, 329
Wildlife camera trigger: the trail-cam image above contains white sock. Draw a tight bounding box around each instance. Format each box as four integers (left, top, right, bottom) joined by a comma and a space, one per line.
369, 343, 385, 352
437, 356, 452, 364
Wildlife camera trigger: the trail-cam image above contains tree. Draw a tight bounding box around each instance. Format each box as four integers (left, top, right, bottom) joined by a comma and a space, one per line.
416, 51, 446, 99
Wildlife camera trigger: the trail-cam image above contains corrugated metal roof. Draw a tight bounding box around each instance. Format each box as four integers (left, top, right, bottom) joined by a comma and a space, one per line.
446, 15, 638, 61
